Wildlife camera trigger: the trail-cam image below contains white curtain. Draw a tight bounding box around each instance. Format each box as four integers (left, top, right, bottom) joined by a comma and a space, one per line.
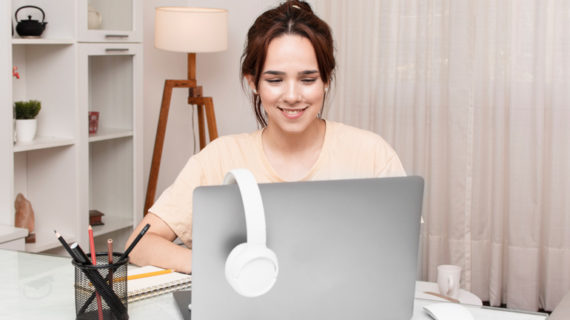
314, 0, 570, 312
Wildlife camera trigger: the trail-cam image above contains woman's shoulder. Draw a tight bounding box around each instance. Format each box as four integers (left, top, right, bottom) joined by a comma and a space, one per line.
323, 120, 405, 176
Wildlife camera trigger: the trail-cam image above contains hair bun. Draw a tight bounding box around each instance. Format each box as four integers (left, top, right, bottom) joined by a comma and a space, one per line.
288, 1, 313, 14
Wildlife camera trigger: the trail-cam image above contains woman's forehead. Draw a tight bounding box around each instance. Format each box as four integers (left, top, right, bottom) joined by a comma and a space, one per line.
263, 34, 318, 73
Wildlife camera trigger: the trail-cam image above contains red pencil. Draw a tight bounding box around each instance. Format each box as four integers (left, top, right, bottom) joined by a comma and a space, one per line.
89, 225, 104, 320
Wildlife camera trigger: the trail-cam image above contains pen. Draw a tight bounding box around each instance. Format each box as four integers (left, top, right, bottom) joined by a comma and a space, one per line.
70, 242, 90, 265
118, 223, 151, 262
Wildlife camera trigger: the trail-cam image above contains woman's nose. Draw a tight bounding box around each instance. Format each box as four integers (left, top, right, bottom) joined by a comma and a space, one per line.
283, 82, 301, 104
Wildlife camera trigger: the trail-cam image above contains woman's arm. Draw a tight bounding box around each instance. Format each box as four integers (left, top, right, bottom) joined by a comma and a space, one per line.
125, 213, 192, 274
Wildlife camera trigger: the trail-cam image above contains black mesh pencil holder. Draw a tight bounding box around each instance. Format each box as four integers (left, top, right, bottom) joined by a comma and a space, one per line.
73, 252, 129, 320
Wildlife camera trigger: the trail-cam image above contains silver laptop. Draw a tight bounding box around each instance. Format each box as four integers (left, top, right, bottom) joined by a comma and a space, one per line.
191, 176, 424, 320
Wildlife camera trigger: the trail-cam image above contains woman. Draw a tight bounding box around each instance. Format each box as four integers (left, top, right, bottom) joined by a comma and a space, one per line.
126, 0, 405, 273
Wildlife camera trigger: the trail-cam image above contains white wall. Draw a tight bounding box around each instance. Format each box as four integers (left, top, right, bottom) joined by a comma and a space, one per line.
142, 0, 279, 202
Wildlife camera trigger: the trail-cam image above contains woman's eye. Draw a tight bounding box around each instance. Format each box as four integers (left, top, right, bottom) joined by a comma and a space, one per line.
302, 78, 318, 83
266, 78, 282, 83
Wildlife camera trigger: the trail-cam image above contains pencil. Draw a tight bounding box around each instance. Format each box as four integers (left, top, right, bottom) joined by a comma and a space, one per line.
88, 225, 104, 320
118, 223, 150, 262
127, 268, 173, 281
107, 239, 114, 287
54, 230, 81, 262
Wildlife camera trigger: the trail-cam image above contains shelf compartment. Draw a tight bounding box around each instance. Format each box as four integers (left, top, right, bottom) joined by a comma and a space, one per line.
88, 54, 134, 132
87, 0, 133, 32
77, 0, 141, 43
14, 146, 78, 253
12, 0, 77, 41
89, 137, 133, 238
12, 44, 76, 140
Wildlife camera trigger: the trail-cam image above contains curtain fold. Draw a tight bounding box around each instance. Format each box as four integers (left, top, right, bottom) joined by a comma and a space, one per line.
314, 0, 570, 311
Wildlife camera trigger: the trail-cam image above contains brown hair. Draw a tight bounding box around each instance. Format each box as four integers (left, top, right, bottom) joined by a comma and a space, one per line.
241, 0, 336, 127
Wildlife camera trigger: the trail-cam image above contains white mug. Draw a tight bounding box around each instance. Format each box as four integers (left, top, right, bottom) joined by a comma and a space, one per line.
437, 264, 461, 299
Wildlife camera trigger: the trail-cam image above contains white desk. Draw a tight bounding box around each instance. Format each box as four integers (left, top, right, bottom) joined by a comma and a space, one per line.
415, 280, 483, 306
0, 249, 548, 320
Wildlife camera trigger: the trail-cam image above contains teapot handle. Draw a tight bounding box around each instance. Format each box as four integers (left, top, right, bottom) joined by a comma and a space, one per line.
15, 5, 46, 23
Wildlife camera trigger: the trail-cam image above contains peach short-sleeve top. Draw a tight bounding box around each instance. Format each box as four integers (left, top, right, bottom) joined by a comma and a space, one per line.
149, 120, 406, 247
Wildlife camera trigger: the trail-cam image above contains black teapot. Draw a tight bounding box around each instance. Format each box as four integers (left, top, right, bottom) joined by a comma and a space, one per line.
15, 5, 47, 37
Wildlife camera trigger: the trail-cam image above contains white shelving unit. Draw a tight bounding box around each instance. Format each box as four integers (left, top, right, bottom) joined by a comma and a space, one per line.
1, 0, 142, 253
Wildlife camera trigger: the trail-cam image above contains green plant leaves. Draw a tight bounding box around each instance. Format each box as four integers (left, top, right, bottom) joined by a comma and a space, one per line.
14, 100, 41, 119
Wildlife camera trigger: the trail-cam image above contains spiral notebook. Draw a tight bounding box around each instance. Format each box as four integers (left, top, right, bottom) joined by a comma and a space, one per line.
127, 265, 192, 302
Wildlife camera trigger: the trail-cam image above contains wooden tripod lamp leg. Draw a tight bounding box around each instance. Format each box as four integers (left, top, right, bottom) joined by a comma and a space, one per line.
204, 97, 219, 142
144, 80, 175, 215
197, 104, 206, 149
144, 78, 216, 216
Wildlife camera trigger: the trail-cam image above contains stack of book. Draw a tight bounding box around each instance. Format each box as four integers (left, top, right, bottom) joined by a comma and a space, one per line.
89, 210, 104, 226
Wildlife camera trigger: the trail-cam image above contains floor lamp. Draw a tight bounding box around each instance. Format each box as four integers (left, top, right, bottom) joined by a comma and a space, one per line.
145, 7, 228, 215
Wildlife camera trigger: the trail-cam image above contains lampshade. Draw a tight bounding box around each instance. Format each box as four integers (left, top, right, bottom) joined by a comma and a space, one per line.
155, 7, 228, 53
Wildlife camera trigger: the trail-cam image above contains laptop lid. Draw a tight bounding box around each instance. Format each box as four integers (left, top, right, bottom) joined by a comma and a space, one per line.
191, 176, 424, 320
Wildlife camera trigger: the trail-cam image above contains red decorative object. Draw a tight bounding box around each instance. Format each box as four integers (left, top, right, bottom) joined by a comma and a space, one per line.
89, 111, 100, 134
13, 66, 20, 79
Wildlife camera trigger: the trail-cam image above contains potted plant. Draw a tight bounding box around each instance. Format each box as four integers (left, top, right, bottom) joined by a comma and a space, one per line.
14, 100, 41, 143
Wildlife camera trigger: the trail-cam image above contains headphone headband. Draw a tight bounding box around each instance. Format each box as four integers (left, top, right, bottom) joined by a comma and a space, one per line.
224, 169, 266, 245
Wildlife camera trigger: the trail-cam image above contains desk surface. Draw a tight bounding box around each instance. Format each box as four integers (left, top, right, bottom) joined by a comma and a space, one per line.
415, 281, 483, 306
0, 249, 548, 320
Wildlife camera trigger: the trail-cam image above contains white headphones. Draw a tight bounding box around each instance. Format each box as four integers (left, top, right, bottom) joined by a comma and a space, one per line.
223, 169, 279, 297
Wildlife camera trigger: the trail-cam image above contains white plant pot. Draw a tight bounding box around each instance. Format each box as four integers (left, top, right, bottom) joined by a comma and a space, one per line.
15, 119, 37, 143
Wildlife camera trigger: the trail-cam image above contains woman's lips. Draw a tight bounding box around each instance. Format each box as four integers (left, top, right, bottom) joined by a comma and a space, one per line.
278, 106, 308, 119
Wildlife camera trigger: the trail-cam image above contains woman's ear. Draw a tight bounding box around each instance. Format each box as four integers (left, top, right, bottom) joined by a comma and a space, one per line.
325, 79, 331, 91
245, 75, 258, 94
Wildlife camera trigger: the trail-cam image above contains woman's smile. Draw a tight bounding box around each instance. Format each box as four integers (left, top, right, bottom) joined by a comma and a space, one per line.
278, 106, 309, 119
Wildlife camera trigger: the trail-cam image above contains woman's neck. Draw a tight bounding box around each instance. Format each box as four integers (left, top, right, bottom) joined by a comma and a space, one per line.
261, 119, 326, 181
262, 119, 326, 153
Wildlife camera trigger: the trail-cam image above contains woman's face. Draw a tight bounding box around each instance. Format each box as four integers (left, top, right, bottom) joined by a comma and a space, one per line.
251, 34, 327, 134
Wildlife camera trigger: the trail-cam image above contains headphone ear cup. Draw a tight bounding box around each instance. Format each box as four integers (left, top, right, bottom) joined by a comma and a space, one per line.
225, 243, 279, 297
